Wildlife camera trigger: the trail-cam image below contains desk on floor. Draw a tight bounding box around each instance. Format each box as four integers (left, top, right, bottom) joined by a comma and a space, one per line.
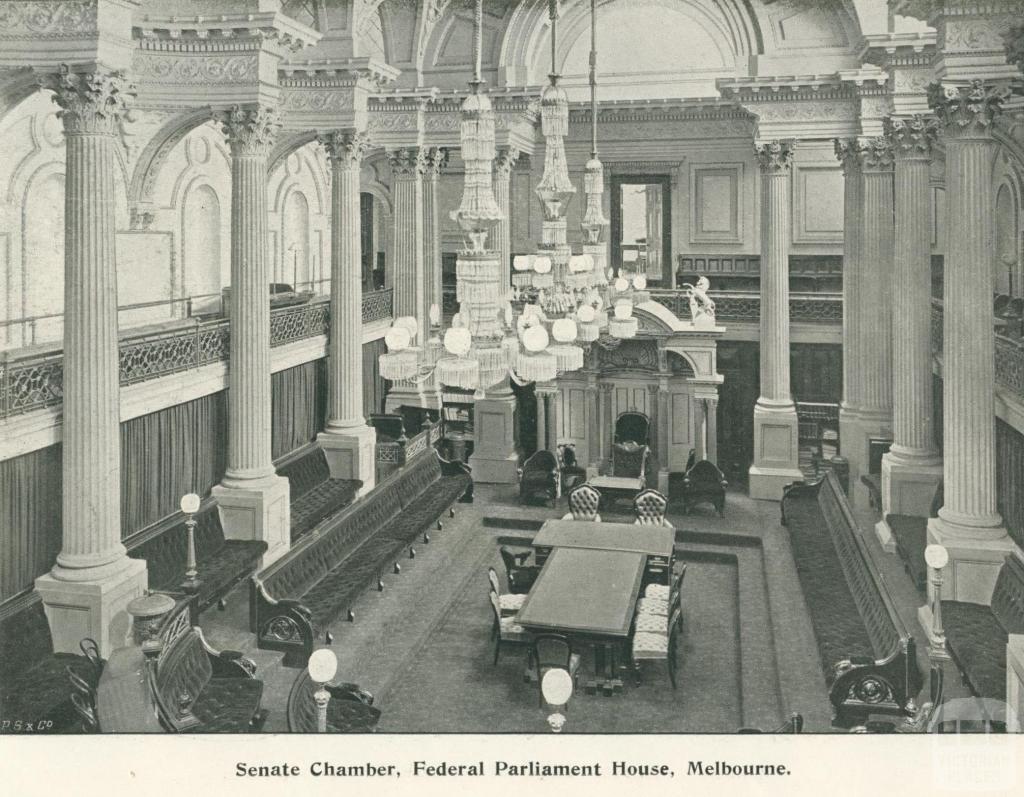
531, 519, 674, 583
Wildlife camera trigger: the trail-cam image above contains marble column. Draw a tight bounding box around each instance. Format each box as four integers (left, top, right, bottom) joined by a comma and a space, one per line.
211, 104, 290, 567
706, 397, 719, 465
35, 67, 147, 656
585, 377, 600, 476
926, 80, 1014, 604
655, 379, 670, 494
749, 140, 802, 500
316, 130, 376, 496
422, 147, 447, 324
385, 147, 430, 412
535, 386, 548, 453
600, 383, 613, 471
494, 147, 520, 294
876, 116, 943, 550
835, 139, 866, 490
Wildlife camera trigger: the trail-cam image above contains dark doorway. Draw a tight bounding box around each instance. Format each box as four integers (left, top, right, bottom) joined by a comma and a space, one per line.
610, 174, 672, 284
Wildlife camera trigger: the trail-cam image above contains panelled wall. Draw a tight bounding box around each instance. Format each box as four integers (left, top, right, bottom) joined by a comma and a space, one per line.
0, 353, 386, 604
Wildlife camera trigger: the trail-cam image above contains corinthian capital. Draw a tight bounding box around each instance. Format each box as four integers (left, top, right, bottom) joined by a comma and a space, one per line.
858, 136, 895, 173
927, 79, 1008, 139
883, 115, 939, 160
320, 129, 370, 171
833, 138, 864, 176
754, 140, 794, 173
495, 146, 521, 177
387, 147, 427, 179
42, 65, 134, 136
422, 147, 449, 178
217, 104, 281, 158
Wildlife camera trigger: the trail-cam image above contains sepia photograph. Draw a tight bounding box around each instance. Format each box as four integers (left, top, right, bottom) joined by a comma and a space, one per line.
0, 0, 1023, 793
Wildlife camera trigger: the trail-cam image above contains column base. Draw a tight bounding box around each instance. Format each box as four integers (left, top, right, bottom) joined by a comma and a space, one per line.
749, 401, 802, 501
213, 475, 291, 568
470, 392, 519, 484
926, 516, 1018, 604
35, 556, 147, 656
318, 425, 376, 497
385, 383, 439, 413
915, 604, 952, 661
880, 450, 942, 518
838, 407, 892, 509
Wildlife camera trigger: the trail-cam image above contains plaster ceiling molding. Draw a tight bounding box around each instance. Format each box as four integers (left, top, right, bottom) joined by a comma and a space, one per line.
766, 0, 854, 52
717, 74, 860, 140
0, 1, 98, 38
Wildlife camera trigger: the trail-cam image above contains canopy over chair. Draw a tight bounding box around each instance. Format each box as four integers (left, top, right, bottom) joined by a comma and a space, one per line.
615, 411, 650, 446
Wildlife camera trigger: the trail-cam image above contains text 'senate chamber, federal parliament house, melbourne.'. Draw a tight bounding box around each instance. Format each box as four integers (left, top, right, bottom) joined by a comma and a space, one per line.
1, 0, 1024, 736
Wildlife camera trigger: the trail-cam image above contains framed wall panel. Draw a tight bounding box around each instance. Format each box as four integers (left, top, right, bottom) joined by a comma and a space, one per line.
689, 164, 741, 243
793, 165, 844, 244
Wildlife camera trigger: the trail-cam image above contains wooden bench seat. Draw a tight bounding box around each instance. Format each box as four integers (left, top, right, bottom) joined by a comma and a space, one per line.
251, 449, 471, 666
129, 502, 267, 614
942, 555, 1024, 700
781, 472, 923, 726
148, 624, 267, 733
0, 599, 104, 733
277, 445, 361, 542
883, 483, 942, 593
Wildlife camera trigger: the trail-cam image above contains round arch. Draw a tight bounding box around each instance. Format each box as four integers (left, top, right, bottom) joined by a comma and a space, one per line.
128, 107, 216, 208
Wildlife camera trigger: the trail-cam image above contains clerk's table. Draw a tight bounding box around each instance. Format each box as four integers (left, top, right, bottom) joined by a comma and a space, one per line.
531, 518, 674, 584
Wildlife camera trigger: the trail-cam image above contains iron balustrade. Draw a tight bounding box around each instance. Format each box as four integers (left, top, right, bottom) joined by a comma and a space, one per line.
931, 299, 1024, 402
647, 289, 843, 324
0, 289, 393, 420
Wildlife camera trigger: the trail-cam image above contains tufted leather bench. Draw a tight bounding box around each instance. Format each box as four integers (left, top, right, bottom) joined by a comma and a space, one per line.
883, 482, 942, 593
277, 445, 362, 543
781, 472, 923, 727
941, 555, 1024, 700
251, 448, 472, 666
286, 669, 381, 732
129, 501, 267, 614
149, 626, 266, 733
0, 599, 104, 733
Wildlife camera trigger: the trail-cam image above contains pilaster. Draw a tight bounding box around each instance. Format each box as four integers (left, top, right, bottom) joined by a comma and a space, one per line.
212, 103, 291, 567
749, 140, 802, 500
35, 66, 146, 656
422, 147, 448, 324
494, 146, 521, 294
926, 80, 1016, 604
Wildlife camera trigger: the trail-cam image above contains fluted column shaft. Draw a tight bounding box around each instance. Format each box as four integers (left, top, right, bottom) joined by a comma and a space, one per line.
860, 141, 895, 416
756, 142, 793, 406
389, 148, 426, 343
422, 148, 446, 324
887, 117, 940, 460
51, 70, 132, 576
495, 147, 520, 295
219, 106, 280, 482
836, 141, 864, 412
324, 131, 370, 430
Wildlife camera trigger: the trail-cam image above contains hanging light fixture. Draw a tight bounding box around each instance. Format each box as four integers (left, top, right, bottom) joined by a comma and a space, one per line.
580, 0, 608, 273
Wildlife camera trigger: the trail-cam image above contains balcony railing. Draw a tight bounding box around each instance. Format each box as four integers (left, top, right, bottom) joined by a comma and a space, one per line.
0, 289, 393, 421
648, 289, 843, 324
931, 299, 1024, 402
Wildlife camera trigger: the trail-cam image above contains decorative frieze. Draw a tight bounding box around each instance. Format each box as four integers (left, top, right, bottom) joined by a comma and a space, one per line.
0, 1, 97, 36
217, 104, 281, 158
42, 66, 133, 136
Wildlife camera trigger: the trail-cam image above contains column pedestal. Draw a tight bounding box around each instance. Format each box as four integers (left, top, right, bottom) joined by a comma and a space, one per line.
36, 559, 147, 656
839, 409, 893, 508
926, 517, 1015, 604
385, 383, 438, 412
469, 383, 519, 484
875, 453, 942, 552
318, 425, 377, 496
213, 476, 291, 568
749, 401, 803, 500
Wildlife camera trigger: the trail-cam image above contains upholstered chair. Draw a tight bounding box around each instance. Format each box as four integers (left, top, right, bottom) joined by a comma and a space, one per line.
633, 489, 671, 528
488, 566, 526, 616
561, 484, 602, 522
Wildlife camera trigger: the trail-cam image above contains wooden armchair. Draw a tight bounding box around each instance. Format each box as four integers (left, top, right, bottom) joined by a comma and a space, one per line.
519, 449, 559, 506
286, 668, 381, 733
680, 459, 727, 516
611, 441, 650, 481
557, 443, 587, 493
499, 546, 541, 595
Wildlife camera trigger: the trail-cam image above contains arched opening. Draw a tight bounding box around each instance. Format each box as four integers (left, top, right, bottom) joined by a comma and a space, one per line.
995, 182, 1020, 297
182, 183, 223, 315
283, 190, 311, 290
23, 171, 65, 343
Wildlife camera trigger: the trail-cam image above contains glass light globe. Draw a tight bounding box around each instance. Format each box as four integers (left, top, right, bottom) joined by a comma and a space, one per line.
924, 544, 949, 570
395, 315, 418, 341
552, 318, 577, 343
613, 277, 629, 293
522, 325, 549, 353
384, 325, 411, 352
632, 275, 647, 291
444, 327, 473, 357
533, 256, 552, 274
513, 255, 532, 272
308, 649, 338, 684
614, 300, 634, 320
577, 305, 596, 323
179, 493, 201, 515
541, 668, 574, 706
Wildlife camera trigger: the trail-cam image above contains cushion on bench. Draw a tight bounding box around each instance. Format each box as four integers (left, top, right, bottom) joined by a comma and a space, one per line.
277, 447, 360, 541
941, 601, 1007, 700
189, 678, 265, 733
887, 515, 928, 590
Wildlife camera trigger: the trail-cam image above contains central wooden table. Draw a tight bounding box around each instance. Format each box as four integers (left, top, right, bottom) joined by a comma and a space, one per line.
531, 519, 674, 584
515, 547, 647, 694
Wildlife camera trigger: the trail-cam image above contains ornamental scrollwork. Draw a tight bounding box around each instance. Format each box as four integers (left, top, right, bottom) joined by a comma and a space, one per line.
754, 140, 794, 173
495, 146, 521, 177
883, 115, 939, 160
0, 1, 96, 35
859, 136, 895, 173
264, 616, 302, 643
927, 79, 1009, 138
216, 104, 281, 158
42, 66, 134, 136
